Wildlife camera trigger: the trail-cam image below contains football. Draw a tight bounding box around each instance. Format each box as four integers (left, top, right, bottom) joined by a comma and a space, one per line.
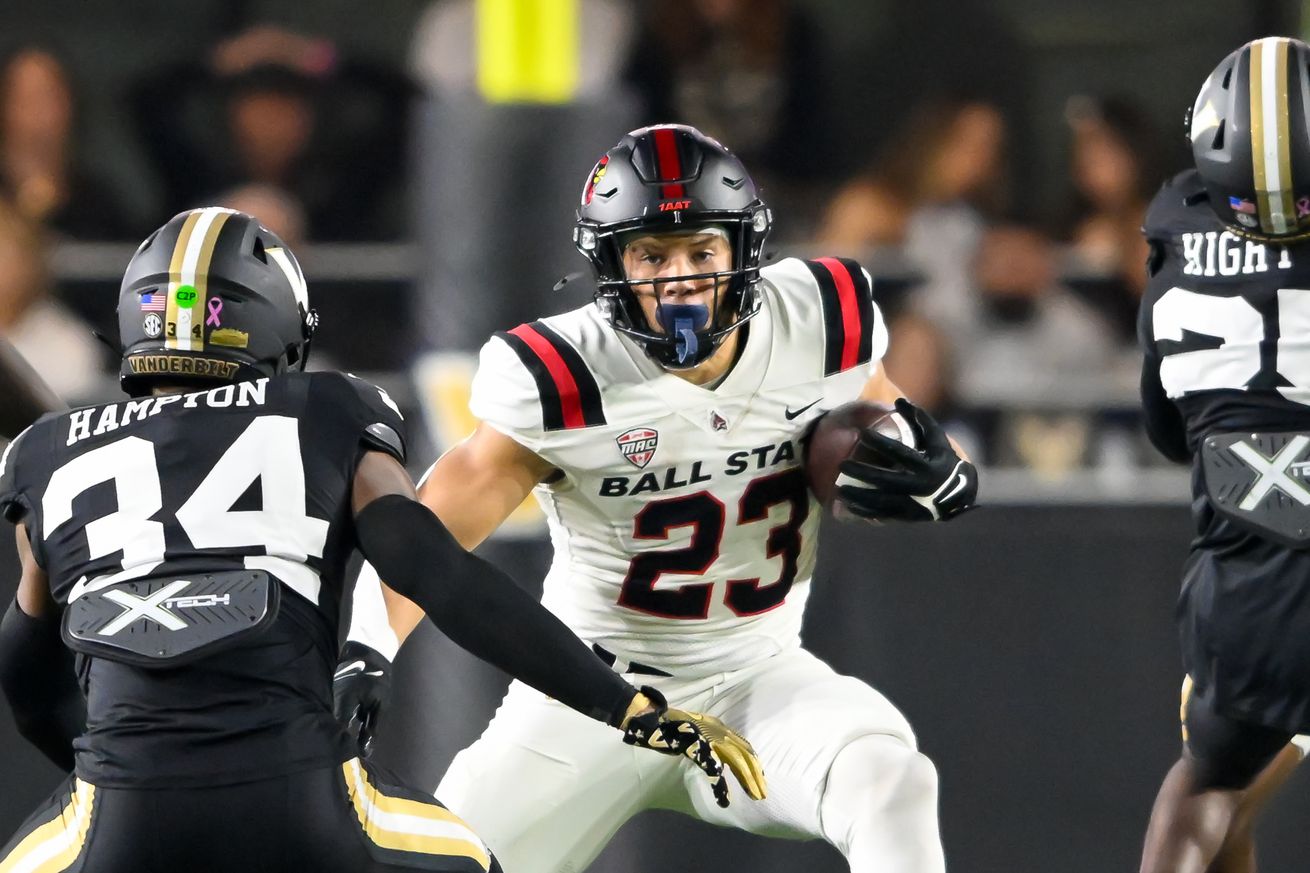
803, 400, 918, 509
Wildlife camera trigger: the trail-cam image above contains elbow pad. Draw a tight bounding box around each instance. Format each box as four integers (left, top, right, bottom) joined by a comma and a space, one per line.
0, 600, 85, 772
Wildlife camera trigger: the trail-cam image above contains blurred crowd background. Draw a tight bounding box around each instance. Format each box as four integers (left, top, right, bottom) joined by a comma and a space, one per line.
0, 0, 1297, 493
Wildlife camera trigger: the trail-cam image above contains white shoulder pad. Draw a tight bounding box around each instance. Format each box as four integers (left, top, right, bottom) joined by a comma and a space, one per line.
469, 333, 553, 453
470, 313, 611, 455
762, 256, 888, 377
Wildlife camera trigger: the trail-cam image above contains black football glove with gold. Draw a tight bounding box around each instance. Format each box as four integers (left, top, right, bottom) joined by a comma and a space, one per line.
836, 398, 977, 522
333, 641, 392, 759
620, 686, 767, 808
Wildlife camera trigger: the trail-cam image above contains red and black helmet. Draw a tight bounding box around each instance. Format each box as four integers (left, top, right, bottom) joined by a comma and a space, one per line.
573, 124, 772, 369
1190, 37, 1310, 239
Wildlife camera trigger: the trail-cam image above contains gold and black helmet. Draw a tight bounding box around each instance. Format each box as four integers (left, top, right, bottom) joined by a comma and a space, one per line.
1190, 37, 1310, 240
116, 208, 317, 396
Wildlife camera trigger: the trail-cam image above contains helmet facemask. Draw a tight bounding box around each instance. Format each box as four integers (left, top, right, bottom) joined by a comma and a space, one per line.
578, 208, 771, 370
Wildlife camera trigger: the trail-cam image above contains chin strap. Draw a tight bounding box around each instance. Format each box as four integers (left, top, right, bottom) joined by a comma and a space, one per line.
657, 303, 710, 365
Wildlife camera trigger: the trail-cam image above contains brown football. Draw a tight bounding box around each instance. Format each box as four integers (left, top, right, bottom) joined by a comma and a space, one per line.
802, 400, 918, 509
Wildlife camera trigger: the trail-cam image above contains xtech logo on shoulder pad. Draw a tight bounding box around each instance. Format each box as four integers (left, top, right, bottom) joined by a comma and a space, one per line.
65, 570, 275, 664
1202, 432, 1310, 546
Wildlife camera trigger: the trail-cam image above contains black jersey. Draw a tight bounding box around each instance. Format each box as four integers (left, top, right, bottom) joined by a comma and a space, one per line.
1141, 169, 1310, 731
0, 371, 406, 787
1140, 168, 1310, 453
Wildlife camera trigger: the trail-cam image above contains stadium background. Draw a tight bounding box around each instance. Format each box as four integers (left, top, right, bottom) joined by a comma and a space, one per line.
0, 0, 1308, 869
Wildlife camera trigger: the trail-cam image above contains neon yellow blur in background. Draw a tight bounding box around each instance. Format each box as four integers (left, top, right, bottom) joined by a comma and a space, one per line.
477, 0, 579, 103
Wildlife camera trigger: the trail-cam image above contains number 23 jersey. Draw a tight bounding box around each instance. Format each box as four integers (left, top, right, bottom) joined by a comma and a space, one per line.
471, 257, 887, 676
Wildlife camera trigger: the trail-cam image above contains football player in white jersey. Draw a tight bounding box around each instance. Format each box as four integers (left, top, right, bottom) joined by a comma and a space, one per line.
350, 124, 977, 872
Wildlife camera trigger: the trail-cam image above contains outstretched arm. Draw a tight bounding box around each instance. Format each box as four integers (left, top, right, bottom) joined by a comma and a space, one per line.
349, 448, 637, 724
363, 421, 555, 648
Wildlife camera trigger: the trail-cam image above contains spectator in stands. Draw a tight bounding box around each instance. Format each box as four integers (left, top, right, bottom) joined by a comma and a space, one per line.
0, 46, 133, 240
927, 224, 1120, 405
0, 196, 105, 401
817, 97, 1008, 252
814, 97, 1014, 461
132, 25, 415, 241
1060, 95, 1173, 341
624, 0, 825, 226
217, 182, 307, 248
883, 222, 1124, 469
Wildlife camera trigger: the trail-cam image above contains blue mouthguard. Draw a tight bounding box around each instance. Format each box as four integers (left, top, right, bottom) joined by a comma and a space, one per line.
657, 303, 710, 364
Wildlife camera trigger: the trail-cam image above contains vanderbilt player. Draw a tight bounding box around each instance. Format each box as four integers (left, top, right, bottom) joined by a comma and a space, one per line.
0, 208, 758, 873
1138, 37, 1310, 873
354, 125, 977, 872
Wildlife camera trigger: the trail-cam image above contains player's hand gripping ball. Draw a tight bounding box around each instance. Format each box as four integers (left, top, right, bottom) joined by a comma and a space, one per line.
804, 398, 977, 522
621, 686, 767, 808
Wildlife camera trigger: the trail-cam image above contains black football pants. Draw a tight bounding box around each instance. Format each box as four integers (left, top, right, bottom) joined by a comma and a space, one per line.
0, 760, 502, 873
1183, 677, 1295, 790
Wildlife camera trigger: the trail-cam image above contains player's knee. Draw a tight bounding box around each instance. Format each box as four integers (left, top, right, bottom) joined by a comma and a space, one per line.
881, 747, 939, 812
826, 735, 939, 820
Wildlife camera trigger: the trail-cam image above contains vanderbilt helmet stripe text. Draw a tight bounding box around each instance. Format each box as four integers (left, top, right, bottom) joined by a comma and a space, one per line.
0, 781, 95, 873
498, 321, 605, 430
1251, 37, 1297, 235
653, 127, 687, 200
806, 258, 876, 375
342, 759, 491, 871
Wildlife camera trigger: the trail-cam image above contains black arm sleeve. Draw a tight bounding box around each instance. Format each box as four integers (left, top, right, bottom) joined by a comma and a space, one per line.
354, 495, 638, 727
0, 600, 85, 772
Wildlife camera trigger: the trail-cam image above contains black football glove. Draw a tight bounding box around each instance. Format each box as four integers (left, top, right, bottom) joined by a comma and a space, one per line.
620, 686, 767, 808
835, 398, 977, 522
333, 641, 392, 759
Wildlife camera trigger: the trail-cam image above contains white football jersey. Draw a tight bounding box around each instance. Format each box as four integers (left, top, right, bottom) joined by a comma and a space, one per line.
470, 257, 887, 676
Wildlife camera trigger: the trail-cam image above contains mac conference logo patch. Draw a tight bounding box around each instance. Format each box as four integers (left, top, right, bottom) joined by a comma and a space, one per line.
617, 427, 658, 469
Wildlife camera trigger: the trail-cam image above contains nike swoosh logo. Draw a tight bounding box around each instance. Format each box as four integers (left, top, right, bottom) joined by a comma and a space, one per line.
784, 399, 821, 420
334, 660, 366, 680
69, 566, 158, 603
937, 463, 970, 504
